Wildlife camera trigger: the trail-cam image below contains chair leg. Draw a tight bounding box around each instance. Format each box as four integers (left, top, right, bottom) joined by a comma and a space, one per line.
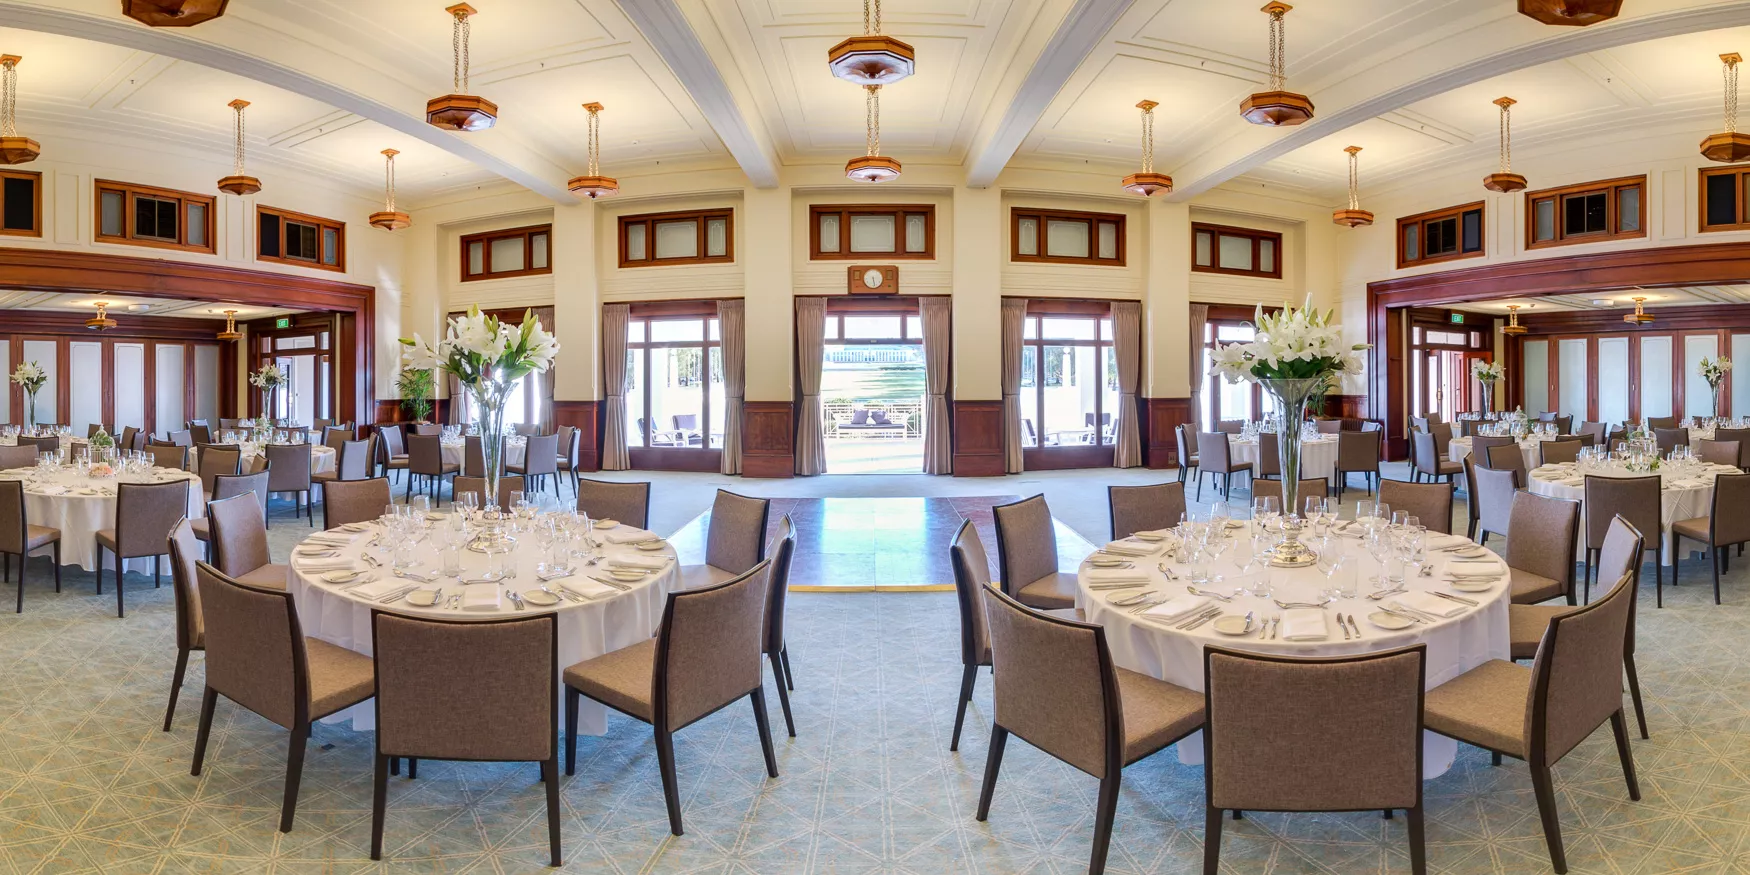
768, 651, 796, 738
564, 687, 579, 776
974, 725, 1009, 821
14, 550, 22, 614
306, 491, 313, 526
52, 542, 60, 592
408, 758, 418, 779
191, 686, 218, 775
1202, 805, 1223, 875
116, 558, 125, 619
1407, 804, 1427, 875
95, 545, 102, 594
751, 687, 780, 777
1530, 764, 1567, 874
1625, 653, 1649, 739
1583, 548, 1594, 604
950, 664, 977, 752
279, 724, 309, 833
370, 753, 389, 860
543, 756, 562, 867
1089, 772, 1121, 875
780, 644, 794, 691
1611, 710, 1641, 801
162, 647, 190, 731
655, 729, 684, 836
1715, 544, 1724, 605
1196, 471, 1203, 503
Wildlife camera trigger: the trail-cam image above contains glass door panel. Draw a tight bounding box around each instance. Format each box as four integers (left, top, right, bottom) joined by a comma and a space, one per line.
1639, 336, 1673, 419
1684, 334, 1720, 418
1558, 339, 1588, 421
1597, 337, 1630, 426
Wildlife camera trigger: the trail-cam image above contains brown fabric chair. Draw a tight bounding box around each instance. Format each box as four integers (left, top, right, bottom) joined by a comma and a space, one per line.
190, 562, 376, 834
163, 519, 202, 731
0, 444, 36, 469
1315, 418, 1344, 434
148, 443, 189, 470
1175, 425, 1199, 484
264, 442, 314, 526
762, 516, 798, 738
1216, 419, 1244, 434
1248, 479, 1328, 516
1583, 474, 1662, 603
1484, 442, 1529, 487
1471, 434, 1516, 466
190, 422, 212, 446
314, 438, 375, 494
400, 434, 456, 505
1108, 482, 1187, 541
678, 490, 770, 590
369, 612, 561, 865
312, 418, 333, 434
576, 478, 651, 530
1541, 440, 1582, 465
411, 423, 442, 436
1646, 415, 1680, 431
1552, 414, 1573, 435
1334, 430, 1382, 498
0, 480, 60, 613
562, 560, 779, 836
195, 444, 241, 498
19, 435, 60, 456
193, 470, 269, 545
1697, 438, 1741, 468
993, 494, 1076, 610
377, 424, 408, 482
1654, 427, 1688, 456
321, 425, 353, 452
1424, 572, 1641, 875
1470, 462, 1517, 547
208, 493, 289, 590
96, 479, 188, 618
320, 477, 392, 530
1202, 645, 1428, 875
1194, 431, 1252, 502
119, 426, 140, 453
1578, 421, 1608, 446
1255, 432, 1280, 480
975, 585, 1204, 875
1712, 427, 1750, 468
1378, 479, 1453, 535
509, 433, 559, 495
463, 435, 487, 478
1671, 471, 1750, 606
166, 429, 193, 448
1507, 490, 1581, 606
554, 425, 579, 496
1411, 431, 1462, 484
451, 475, 525, 511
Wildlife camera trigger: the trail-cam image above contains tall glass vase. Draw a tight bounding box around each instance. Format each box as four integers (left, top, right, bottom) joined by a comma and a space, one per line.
1260, 377, 1323, 568
25, 392, 36, 431
467, 380, 514, 553
1480, 382, 1494, 417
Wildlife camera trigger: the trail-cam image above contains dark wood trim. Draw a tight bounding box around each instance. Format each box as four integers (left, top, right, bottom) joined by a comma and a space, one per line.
1397, 201, 1486, 269
93, 178, 217, 255
617, 208, 734, 268
459, 223, 552, 282
1011, 296, 1116, 316
1700, 165, 1750, 233
552, 400, 600, 473
255, 204, 346, 272
1526, 174, 1646, 249
742, 400, 794, 478
1144, 396, 1192, 469
627, 299, 724, 319
1010, 206, 1126, 267
1191, 222, 1282, 279
1023, 444, 1113, 470
951, 400, 1004, 477
808, 204, 935, 260
0, 169, 42, 238
0, 310, 227, 340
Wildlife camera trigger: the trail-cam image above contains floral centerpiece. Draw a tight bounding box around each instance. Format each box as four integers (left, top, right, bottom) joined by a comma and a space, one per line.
248, 364, 287, 420
1700, 356, 1732, 417
9, 361, 46, 429
88, 461, 116, 478
1211, 299, 1367, 568
89, 427, 114, 452
1471, 359, 1504, 415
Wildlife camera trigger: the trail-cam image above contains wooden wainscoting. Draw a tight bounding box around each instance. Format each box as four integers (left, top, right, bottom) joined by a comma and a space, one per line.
742, 400, 795, 478
552, 400, 601, 472
1144, 397, 1192, 469
951, 400, 1004, 476
1324, 395, 1369, 420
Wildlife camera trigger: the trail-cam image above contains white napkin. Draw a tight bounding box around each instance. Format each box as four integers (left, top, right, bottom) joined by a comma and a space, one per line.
1280, 608, 1329, 641
1085, 569, 1149, 584
608, 557, 667, 571
1446, 559, 1503, 576
1141, 594, 1209, 622
295, 556, 356, 572
306, 532, 360, 547
557, 578, 619, 599
603, 528, 659, 545
1100, 540, 1157, 557
31, 485, 67, 496
1394, 592, 1466, 618
461, 583, 501, 612
1426, 534, 1469, 550
1135, 528, 1176, 540
349, 578, 409, 600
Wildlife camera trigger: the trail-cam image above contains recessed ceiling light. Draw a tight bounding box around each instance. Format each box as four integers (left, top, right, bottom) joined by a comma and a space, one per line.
1590, 299, 1613, 306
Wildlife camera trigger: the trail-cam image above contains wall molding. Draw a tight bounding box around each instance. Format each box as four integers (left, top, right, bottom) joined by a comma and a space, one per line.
951, 400, 1004, 477
742, 400, 795, 478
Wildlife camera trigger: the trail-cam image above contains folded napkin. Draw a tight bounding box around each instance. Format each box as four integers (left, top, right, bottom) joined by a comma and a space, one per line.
608, 557, 667, 571
461, 583, 501, 612
558, 578, 620, 600
603, 528, 659, 545
1085, 569, 1149, 584
306, 532, 360, 547
1394, 592, 1466, 619
1100, 540, 1157, 557
1446, 559, 1503, 576
31, 485, 67, 496
1280, 608, 1329, 641
294, 556, 356, 573
349, 578, 410, 600
1426, 534, 1469, 550
1142, 594, 1210, 623
1134, 528, 1176, 540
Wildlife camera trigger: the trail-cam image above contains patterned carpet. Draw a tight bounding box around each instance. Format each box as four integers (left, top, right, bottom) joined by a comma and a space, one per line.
2, 504, 1749, 874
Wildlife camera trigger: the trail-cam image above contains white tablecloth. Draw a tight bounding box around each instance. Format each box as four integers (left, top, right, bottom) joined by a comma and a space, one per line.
1525, 462, 1733, 563
4, 467, 202, 572
1227, 435, 1339, 480
0, 434, 81, 451
1448, 436, 1544, 470
191, 442, 336, 477
290, 520, 674, 734
440, 439, 527, 472
1077, 529, 1510, 779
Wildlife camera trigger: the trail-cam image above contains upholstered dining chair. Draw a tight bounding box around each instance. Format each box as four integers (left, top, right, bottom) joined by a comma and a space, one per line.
1484, 442, 1529, 487
0, 444, 35, 469
1378, 480, 1453, 535
576, 479, 651, 530
1107, 482, 1187, 541
1334, 430, 1382, 498
1645, 415, 1680, 431
1411, 432, 1463, 484
162, 519, 202, 731
313, 438, 375, 491
1175, 425, 1199, 484
993, 494, 1075, 610
1256, 432, 1280, 480
189, 422, 212, 446
263, 442, 314, 526
1315, 418, 1343, 434
1712, 427, 1750, 468
376, 424, 408, 482
1470, 433, 1515, 466
1202, 645, 1428, 875
1469, 461, 1517, 546
552, 425, 579, 496
166, 430, 193, 448
147, 443, 188, 470
1653, 428, 1688, 457
1507, 490, 1581, 606
312, 418, 333, 435
1541, 440, 1583, 465
463, 435, 487, 478
118, 426, 140, 454
1249, 479, 1328, 516
195, 444, 242, 498
208, 493, 289, 590
1578, 421, 1608, 446
191, 562, 376, 833
0, 480, 59, 613
1424, 571, 1641, 875
194, 470, 270, 552
396, 434, 454, 506
1194, 431, 1252, 502
1552, 414, 1573, 435
321, 477, 392, 530
509, 433, 559, 495
411, 423, 442, 436
1583, 474, 1661, 603
321, 425, 353, 452
976, 585, 1204, 875
562, 560, 779, 836
1671, 471, 1750, 606
451, 475, 525, 511
1217, 419, 1245, 434
97, 479, 188, 618
1697, 438, 1741, 469
761, 515, 798, 738
678, 490, 770, 590
369, 611, 561, 865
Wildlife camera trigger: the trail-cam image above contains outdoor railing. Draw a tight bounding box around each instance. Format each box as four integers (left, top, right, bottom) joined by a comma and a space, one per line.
824, 401, 924, 439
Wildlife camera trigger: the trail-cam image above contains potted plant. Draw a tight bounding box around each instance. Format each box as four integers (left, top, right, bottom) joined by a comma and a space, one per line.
397, 366, 436, 423
9, 361, 46, 430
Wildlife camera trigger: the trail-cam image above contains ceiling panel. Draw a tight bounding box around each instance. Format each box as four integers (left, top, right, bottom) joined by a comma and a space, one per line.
0, 291, 299, 320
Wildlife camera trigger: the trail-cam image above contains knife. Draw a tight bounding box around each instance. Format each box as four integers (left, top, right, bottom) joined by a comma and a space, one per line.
1432, 591, 1479, 607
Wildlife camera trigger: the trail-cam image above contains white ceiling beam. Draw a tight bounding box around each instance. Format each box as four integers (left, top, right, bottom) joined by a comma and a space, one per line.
1166, 2, 1750, 201
615, 0, 781, 188
965, 0, 1135, 189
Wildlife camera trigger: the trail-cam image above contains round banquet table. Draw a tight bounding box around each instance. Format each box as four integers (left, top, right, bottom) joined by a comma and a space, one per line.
1525, 461, 1737, 564
190, 441, 336, 477
1227, 434, 1339, 481
289, 518, 675, 734
1, 434, 83, 451
439, 438, 527, 471
1448, 436, 1544, 470
3, 466, 202, 572
1076, 527, 1510, 778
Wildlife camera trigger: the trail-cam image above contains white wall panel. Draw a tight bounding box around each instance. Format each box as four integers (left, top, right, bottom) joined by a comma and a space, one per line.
1598, 337, 1630, 428
194, 345, 220, 426
156, 344, 186, 437
20, 340, 57, 426
1558, 339, 1588, 420
1640, 336, 1673, 420
1734, 335, 1750, 418
113, 343, 146, 434
1684, 334, 1720, 418
0, 339, 9, 424
1522, 340, 1549, 417
67, 341, 102, 433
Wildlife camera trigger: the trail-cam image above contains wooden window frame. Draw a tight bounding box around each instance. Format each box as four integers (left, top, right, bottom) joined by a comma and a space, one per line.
1191, 222, 1281, 278
1700, 166, 1750, 233
93, 179, 216, 255
1011, 208, 1126, 266
255, 205, 346, 273
460, 224, 553, 282
625, 312, 724, 471
808, 204, 935, 260
1018, 305, 1118, 469
618, 208, 734, 268
1397, 201, 1486, 268
1525, 175, 1646, 249
0, 169, 42, 238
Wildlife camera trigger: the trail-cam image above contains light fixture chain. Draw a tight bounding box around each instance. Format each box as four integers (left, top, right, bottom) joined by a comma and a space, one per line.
1268, 9, 1285, 92
385, 153, 397, 211
1499, 102, 1511, 172
1, 59, 14, 138
1140, 106, 1154, 174
1728, 57, 1740, 135
1347, 150, 1360, 211
866, 85, 880, 156
588, 107, 600, 176
234, 103, 246, 176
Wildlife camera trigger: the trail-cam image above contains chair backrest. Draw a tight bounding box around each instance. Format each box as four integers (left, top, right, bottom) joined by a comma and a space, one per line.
321, 477, 392, 529
1179, 424, 1199, 455
0, 480, 26, 555
119, 426, 140, 453
554, 425, 578, 466
167, 518, 202, 650
211, 469, 270, 522
1553, 415, 1573, 434
196, 445, 242, 495
313, 418, 333, 434
1315, 418, 1343, 434
1507, 490, 1579, 597
378, 424, 405, 459
1377, 479, 1453, 535
412, 423, 442, 436
1412, 431, 1441, 476
208, 492, 273, 578
196, 560, 308, 729
1459, 419, 1480, 438
1250, 479, 1328, 514
263, 442, 312, 490
167, 429, 193, 448
451, 475, 525, 510
1484, 442, 1527, 486
1197, 432, 1236, 472
1256, 432, 1280, 476
1654, 428, 1688, 455
949, 520, 994, 668
1217, 419, 1245, 434
1538, 411, 1558, 422
322, 426, 353, 451
1541, 439, 1582, 465
1529, 572, 1634, 766
1646, 415, 1680, 431
372, 612, 555, 761
1579, 421, 1608, 444
1698, 438, 1740, 467
1337, 430, 1382, 471
1595, 515, 1644, 592
1471, 435, 1515, 458
992, 494, 1058, 599
1204, 645, 1424, 812
114, 480, 189, 558
520, 434, 559, 477
576, 479, 651, 529
1108, 482, 1187, 541
0, 444, 36, 469
1424, 411, 1444, 425
1713, 427, 1750, 467
1471, 462, 1518, 538
1582, 474, 1660, 549
189, 423, 212, 446
1709, 473, 1750, 548
983, 584, 1120, 778
705, 489, 770, 573
19, 435, 57, 454
335, 438, 374, 481
514, 422, 544, 437
464, 435, 487, 478
147, 443, 188, 469
1429, 422, 1454, 456
655, 559, 773, 732
763, 515, 796, 655
406, 434, 444, 476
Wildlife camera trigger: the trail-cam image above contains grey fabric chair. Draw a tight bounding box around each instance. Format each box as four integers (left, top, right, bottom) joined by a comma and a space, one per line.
554, 425, 579, 496
193, 470, 269, 546
1424, 571, 1641, 875
1578, 421, 1608, 446
1653, 428, 1688, 456
1470, 462, 1516, 547
190, 562, 376, 834
96, 479, 188, 618
1484, 441, 1529, 488
1202, 645, 1428, 875
0, 444, 36, 469
1583, 474, 1661, 603
1697, 438, 1740, 468
463, 435, 488, 478
377, 424, 408, 482
1712, 427, 1750, 468
762, 516, 797, 738
411, 423, 442, 436
1216, 419, 1244, 434
322, 425, 353, 452
1378, 479, 1453, 535
163, 519, 202, 731
1175, 425, 1199, 484
975, 585, 1204, 875
321, 477, 392, 530
147, 443, 188, 469
18, 435, 60, 455
1471, 434, 1517, 465
1411, 431, 1463, 484
369, 612, 561, 865
119, 426, 140, 454
1256, 432, 1281, 480
1334, 430, 1382, 498
514, 422, 544, 437
1541, 440, 1582, 465
190, 422, 213, 446
1315, 419, 1343, 434
1194, 431, 1251, 502
576, 479, 650, 530
451, 475, 525, 511
678, 490, 770, 590
562, 560, 779, 836
1108, 482, 1187, 541
1552, 414, 1573, 435
1507, 490, 1581, 606
509, 433, 559, 495
166, 430, 193, 448
1671, 471, 1750, 606
195, 444, 242, 498
264, 442, 314, 526
0, 479, 60, 613
1646, 415, 1680, 431
1248, 479, 1328, 517
208, 492, 289, 590
993, 494, 1075, 610
314, 438, 375, 488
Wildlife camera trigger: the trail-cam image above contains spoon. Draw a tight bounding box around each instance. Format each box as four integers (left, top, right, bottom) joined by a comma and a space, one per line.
1186, 585, 1231, 602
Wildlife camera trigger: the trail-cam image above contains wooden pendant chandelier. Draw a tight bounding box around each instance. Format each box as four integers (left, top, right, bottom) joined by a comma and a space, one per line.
216, 99, 261, 195
122, 0, 229, 27
1240, 2, 1314, 126
1483, 97, 1528, 193
369, 149, 412, 230
217, 310, 244, 342
567, 102, 618, 199
847, 85, 900, 183
1332, 146, 1373, 227
1702, 53, 1750, 163
1121, 100, 1173, 196
85, 302, 116, 332
0, 55, 39, 165
1517, 0, 1621, 26
1623, 296, 1655, 325
426, 4, 498, 132
828, 0, 913, 86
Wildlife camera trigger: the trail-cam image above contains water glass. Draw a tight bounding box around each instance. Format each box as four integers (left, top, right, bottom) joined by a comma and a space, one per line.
441, 543, 463, 577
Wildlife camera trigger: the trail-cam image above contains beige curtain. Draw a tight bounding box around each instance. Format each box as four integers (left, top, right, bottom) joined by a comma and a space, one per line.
718, 299, 745, 475
601, 304, 631, 470
447, 372, 467, 425
534, 306, 556, 430
920, 296, 952, 474
1188, 303, 1209, 431
1111, 301, 1142, 467
794, 297, 827, 475
1001, 298, 1026, 474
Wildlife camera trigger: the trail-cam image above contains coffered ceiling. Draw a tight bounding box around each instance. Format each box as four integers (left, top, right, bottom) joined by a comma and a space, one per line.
0, 291, 298, 320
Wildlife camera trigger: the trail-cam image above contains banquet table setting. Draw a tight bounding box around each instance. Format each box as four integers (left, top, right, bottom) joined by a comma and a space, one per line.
440, 435, 527, 470
0, 458, 201, 572
1526, 453, 1739, 562
1227, 432, 1339, 480
191, 439, 337, 476
1448, 434, 1550, 469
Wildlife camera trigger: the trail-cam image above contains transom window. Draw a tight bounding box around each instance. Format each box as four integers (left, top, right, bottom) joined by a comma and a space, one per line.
1192, 223, 1280, 278
95, 179, 215, 254
1011, 208, 1125, 266
1018, 309, 1119, 452
810, 205, 934, 259
461, 224, 552, 281
1398, 202, 1484, 268
1526, 175, 1645, 247
619, 209, 733, 267
257, 206, 344, 271
1701, 166, 1750, 232
625, 315, 724, 452
0, 169, 40, 237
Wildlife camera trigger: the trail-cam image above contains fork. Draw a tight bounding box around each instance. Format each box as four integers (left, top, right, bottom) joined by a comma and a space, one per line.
507, 590, 527, 611
540, 583, 582, 603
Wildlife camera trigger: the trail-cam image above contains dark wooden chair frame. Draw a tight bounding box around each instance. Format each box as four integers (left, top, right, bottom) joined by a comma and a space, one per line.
0, 480, 61, 614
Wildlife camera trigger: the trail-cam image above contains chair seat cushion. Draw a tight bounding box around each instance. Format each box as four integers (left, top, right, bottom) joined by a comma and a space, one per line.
1435, 461, 1464, 475
1672, 517, 1711, 545
563, 638, 655, 723
1508, 604, 1575, 661
24, 525, 58, 550
385, 459, 409, 470
1422, 659, 1530, 758
190, 518, 210, 541
1509, 567, 1565, 604
305, 638, 376, 719
235, 563, 290, 591
95, 529, 116, 552
1015, 571, 1077, 610
1115, 667, 1205, 765
677, 563, 738, 591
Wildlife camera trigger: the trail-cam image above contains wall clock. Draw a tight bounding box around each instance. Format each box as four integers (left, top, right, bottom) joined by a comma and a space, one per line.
847, 265, 898, 295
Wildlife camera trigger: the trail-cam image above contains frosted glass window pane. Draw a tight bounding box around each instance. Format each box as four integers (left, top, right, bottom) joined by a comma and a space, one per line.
530, 232, 549, 269
155, 344, 185, 435
489, 237, 524, 273
1521, 340, 1549, 418
1194, 231, 1212, 266
649, 320, 704, 342
1046, 220, 1089, 258
1685, 334, 1720, 417
1535, 199, 1555, 241
850, 215, 895, 252
1639, 336, 1673, 419
100, 191, 124, 237
1260, 239, 1275, 273
186, 203, 207, 247
1558, 339, 1588, 420
654, 221, 698, 259
1017, 218, 1038, 255
321, 227, 338, 265
113, 343, 146, 432
905, 214, 926, 252
818, 215, 839, 252
20, 340, 56, 425
705, 218, 727, 257
467, 241, 484, 274
1734, 334, 1750, 418
625, 224, 646, 260
1041, 317, 1096, 340
843, 316, 902, 339
1218, 234, 1252, 270
194, 345, 220, 426
1598, 337, 1630, 427
68, 341, 102, 434
1618, 187, 1640, 232
0, 340, 8, 423
1097, 222, 1117, 260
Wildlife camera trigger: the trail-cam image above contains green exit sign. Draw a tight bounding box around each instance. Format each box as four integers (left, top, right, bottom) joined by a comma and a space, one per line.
274, 317, 291, 329
1449, 313, 1465, 324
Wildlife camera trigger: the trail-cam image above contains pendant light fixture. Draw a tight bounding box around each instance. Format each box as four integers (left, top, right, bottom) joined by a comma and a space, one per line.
1501, 304, 1528, 336
847, 84, 900, 183
1240, 3, 1314, 126
1518, 0, 1622, 26
1702, 53, 1750, 163
0, 55, 39, 165
217, 99, 261, 195
1483, 97, 1528, 193
426, 3, 498, 132
217, 309, 244, 342
1121, 100, 1173, 196
368, 149, 412, 230
1623, 296, 1655, 325
567, 102, 618, 199
122, 0, 230, 27
828, 0, 913, 86
85, 302, 116, 332
1333, 146, 1373, 227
